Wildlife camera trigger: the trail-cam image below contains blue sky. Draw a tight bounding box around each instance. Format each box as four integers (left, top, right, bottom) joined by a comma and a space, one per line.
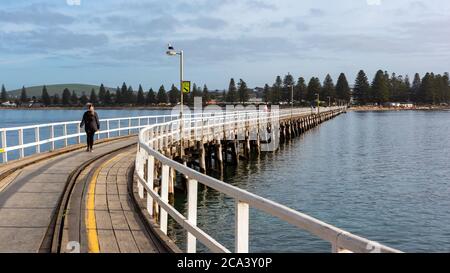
0, 0, 449, 90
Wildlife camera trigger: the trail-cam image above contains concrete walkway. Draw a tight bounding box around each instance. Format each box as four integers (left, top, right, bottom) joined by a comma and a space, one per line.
0, 137, 136, 253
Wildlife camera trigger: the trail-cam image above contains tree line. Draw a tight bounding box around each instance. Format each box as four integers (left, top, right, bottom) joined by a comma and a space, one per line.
257, 70, 450, 105
2, 70, 449, 106
0, 82, 215, 106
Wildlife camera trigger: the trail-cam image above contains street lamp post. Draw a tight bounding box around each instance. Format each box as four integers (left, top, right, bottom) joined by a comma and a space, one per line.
166, 44, 184, 157
316, 93, 320, 114
287, 84, 294, 118
287, 73, 294, 118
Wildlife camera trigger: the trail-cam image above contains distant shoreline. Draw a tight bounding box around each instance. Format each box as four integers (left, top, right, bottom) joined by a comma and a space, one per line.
348, 106, 450, 112
0, 106, 175, 111
1, 105, 450, 112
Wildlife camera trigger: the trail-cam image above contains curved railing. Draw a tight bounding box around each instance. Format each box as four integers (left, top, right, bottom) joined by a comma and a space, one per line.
0, 113, 208, 164
135, 106, 401, 253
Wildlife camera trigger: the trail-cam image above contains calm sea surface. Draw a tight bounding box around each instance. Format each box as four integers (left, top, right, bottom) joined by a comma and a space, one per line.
168, 110, 450, 253
1, 109, 450, 252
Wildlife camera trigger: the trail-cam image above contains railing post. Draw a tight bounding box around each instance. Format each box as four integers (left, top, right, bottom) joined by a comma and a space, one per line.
35, 127, 40, 154
235, 200, 249, 253
18, 128, 24, 159
160, 164, 170, 234
137, 150, 144, 199
50, 125, 55, 151
107, 120, 110, 139
63, 124, 68, 147
118, 120, 121, 136
146, 155, 155, 216
128, 119, 131, 135
187, 179, 198, 253
77, 125, 81, 144
1, 129, 7, 163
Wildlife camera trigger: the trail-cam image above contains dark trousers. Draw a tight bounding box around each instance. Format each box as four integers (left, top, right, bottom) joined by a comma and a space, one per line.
86, 131, 95, 150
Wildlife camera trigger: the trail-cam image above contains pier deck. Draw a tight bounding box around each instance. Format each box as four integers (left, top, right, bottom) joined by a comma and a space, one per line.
0, 136, 168, 253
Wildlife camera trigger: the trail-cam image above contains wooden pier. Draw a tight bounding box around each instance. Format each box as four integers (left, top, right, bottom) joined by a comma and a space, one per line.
0, 107, 401, 253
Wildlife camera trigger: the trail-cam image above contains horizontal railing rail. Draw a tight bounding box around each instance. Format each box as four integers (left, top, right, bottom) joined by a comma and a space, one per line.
0, 107, 333, 164
0, 113, 202, 164
134, 106, 401, 253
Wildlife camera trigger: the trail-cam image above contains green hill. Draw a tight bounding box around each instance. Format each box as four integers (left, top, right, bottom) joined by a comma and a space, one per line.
7, 84, 116, 98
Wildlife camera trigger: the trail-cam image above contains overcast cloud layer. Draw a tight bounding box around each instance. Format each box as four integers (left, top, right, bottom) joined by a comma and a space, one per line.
0, 0, 449, 90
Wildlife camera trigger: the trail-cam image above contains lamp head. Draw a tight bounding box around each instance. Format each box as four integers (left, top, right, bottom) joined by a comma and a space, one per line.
166, 43, 177, 56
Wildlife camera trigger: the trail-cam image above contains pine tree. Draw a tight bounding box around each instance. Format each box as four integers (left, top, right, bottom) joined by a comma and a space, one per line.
306, 77, 321, 102
136, 85, 146, 105
80, 92, 89, 105
283, 74, 295, 102
371, 70, 389, 104
157, 85, 168, 104
418, 73, 435, 104
238, 79, 249, 103
98, 84, 106, 104
389, 73, 399, 101
146, 88, 156, 105
295, 77, 307, 102
52, 94, 60, 105
120, 82, 128, 104
335, 73, 351, 101
1, 84, 8, 102
226, 78, 238, 103
104, 90, 112, 105
263, 84, 271, 103
70, 91, 78, 105
271, 76, 282, 104
321, 74, 335, 102
115, 87, 121, 104
168, 84, 179, 105
404, 75, 412, 102
395, 75, 409, 102
127, 86, 136, 104
202, 85, 210, 104
443, 72, 450, 103
90, 88, 98, 104
411, 73, 421, 103
41, 85, 51, 106
62, 88, 71, 105
21, 86, 28, 103
354, 70, 371, 105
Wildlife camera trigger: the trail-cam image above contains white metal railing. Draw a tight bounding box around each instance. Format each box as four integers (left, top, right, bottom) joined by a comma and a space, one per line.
0, 107, 335, 164
0, 113, 200, 164
134, 106, 401, 253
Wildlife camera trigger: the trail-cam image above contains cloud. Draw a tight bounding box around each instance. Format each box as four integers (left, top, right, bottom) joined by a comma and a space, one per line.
185, 17, 228, 31
245, 0, 277, 10
0, 5, 74, 26
309, 8, 325, 17
0, 27, 108, 54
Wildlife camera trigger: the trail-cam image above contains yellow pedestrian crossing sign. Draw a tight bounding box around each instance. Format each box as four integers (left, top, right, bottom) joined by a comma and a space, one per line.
182, 81, 191, 94
0, 148, 4, 153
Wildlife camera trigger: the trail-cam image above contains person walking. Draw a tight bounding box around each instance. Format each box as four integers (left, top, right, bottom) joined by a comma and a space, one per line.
80, 103, 100, 152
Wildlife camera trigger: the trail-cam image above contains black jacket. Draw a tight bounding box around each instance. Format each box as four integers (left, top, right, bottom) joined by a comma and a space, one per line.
80, 111, 100, 132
